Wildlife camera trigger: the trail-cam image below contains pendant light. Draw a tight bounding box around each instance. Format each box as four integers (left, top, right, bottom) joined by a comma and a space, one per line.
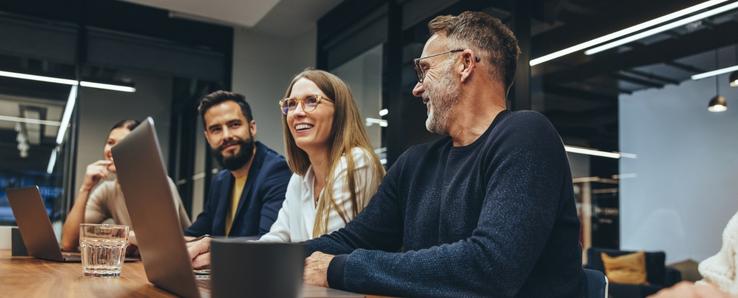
709, 50, 727, 112
708, 95, 727, 112
730, 45, 738, 87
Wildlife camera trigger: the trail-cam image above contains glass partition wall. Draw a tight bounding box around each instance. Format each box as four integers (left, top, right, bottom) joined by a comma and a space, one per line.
331, 44, 386, 163
0, 2, 231, 226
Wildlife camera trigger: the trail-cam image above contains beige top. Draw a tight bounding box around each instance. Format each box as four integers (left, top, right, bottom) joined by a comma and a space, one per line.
84, 178, 191, 229
698, 211, 738, 295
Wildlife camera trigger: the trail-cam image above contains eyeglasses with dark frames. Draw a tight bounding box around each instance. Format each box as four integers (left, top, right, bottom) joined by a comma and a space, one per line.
413, 48, 480, 83
278, 94, 331, 115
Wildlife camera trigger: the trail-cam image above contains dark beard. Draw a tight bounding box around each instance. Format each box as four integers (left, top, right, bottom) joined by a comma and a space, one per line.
214, 137, 255, 171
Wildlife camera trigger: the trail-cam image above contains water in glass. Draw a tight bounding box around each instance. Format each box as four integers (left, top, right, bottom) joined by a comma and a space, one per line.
80, 224, 129, 277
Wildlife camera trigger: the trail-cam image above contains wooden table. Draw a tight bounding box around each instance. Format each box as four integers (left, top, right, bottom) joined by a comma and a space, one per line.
0, 250, 366, 297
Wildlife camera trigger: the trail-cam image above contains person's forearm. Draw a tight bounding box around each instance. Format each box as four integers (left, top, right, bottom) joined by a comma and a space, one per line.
61, 187, 92, 251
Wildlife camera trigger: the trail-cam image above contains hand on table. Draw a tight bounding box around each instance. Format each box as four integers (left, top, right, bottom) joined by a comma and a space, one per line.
649, 281, 733, 298
304, 252, 334, 288
186, 236, 211, 269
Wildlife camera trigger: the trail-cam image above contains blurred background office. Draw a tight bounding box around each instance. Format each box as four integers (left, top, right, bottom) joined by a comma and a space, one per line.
1, 0, 737, 295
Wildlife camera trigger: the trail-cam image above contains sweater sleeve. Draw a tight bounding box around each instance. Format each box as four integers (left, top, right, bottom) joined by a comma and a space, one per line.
304, 149, 406, 256
324, 113, 570, 297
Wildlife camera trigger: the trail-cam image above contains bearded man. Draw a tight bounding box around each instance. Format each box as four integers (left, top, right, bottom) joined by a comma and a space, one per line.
184, 90, 291, 237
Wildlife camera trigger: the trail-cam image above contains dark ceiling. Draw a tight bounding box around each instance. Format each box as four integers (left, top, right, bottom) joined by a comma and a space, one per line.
529, 0, 738, 151
1, 0, 737, 174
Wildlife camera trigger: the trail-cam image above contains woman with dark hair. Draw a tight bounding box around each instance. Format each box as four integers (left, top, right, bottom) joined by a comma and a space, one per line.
61, 119, 191, 251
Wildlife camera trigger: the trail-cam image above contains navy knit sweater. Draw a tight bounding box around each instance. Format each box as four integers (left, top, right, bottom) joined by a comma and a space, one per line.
305, 110, 584, 297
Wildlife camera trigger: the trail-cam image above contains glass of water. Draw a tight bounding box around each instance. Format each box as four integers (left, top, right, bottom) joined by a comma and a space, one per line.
80, 223, 129, 277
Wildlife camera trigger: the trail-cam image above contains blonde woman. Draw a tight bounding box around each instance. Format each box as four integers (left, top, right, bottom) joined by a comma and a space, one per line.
258, 69, 385, 242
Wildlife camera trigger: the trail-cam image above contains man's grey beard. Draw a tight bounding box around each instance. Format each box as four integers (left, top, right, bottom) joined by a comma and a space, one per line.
425, 62, 460, 135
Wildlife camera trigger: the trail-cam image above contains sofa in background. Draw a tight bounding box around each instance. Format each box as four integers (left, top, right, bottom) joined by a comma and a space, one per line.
585, 247, 682, 298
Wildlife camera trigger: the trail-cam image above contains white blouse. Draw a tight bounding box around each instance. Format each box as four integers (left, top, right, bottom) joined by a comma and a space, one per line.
258, 147, 380, 243
698, 210, 738, 295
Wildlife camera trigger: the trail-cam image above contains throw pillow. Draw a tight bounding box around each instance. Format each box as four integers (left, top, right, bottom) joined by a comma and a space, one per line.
601, 251, 648, 285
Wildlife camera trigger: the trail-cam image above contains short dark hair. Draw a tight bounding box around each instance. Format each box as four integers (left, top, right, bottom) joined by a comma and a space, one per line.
428, 11, 521, 89
110, 119, 140, 132
198, 90, 253, 127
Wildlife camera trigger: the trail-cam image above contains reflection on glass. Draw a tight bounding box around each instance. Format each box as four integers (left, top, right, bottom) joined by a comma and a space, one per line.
331, 44, 384, 150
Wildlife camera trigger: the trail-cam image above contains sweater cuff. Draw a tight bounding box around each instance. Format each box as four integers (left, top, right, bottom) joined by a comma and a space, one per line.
327, 254, 348, 290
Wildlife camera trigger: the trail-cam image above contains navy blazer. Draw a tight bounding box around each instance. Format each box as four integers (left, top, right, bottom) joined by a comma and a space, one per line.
185, 142, 291, 237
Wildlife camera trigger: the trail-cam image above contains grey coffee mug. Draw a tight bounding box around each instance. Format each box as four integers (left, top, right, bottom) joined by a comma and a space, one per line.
211, 238, 305, 298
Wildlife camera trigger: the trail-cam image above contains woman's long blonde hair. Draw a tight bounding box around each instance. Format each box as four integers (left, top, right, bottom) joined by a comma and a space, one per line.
281, 69, 385, 237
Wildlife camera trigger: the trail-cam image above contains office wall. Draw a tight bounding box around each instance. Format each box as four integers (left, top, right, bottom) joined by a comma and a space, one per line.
231, 27, 317, 155
184, 27, 317, 220
620, 74, 738, 263
75, 71, 172, 194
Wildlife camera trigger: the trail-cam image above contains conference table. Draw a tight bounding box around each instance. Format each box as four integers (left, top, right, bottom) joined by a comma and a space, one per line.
0, 250, 370, 297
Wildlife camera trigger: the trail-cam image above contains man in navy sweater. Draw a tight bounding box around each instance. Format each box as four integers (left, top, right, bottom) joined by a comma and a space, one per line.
300, 11, 585, 297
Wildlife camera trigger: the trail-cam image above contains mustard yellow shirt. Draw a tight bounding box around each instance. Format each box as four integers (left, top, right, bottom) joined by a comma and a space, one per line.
225, 175, 247, 236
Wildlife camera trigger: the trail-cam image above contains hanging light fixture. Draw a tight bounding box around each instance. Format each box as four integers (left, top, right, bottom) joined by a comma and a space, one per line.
731, 45, 738, 87
709, 50, 727, 112
708, 95, 727, 112
730, 71, 738, 87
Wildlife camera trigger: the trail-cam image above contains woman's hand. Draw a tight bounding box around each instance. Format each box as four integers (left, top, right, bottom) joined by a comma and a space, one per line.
81, 160, 113, 191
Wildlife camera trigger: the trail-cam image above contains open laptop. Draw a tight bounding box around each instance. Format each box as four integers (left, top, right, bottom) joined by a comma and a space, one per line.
6, 186, 81, 262
112, 117, 203, 298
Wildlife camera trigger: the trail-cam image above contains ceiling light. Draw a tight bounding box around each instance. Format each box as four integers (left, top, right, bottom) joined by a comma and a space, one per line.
79, 81, 136, 92
564, 145, 621, 159
0, 69, 135, 92
0, 115, 62, 126
707, 50, 728, 112
365, 118, 388, 127
585, 1, 738, 55
529, 0, 729, 66
691, 65, 738, 80
708, 95, 728, 112
56, 86, 78, 145
729, 71, 738, 87
46, 148, 58, 174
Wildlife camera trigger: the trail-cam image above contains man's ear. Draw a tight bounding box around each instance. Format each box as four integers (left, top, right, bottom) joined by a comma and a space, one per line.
250, 120, 257, 136
459, 49, 476, 83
